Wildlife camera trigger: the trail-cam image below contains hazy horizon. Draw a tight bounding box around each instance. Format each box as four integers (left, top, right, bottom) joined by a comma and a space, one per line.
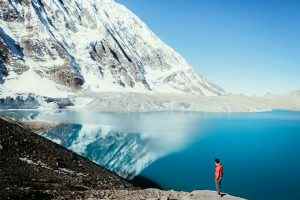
118, 0, 300, 96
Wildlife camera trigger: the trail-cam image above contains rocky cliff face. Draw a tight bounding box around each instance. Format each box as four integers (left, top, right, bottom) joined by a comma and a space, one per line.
0, 0, 224, 105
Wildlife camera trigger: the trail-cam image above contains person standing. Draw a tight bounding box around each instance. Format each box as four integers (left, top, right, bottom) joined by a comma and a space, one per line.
215, 158, 224, 196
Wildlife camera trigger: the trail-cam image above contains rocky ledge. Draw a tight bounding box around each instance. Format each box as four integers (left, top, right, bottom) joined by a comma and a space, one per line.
0, 116, 245, 200
57, 189, 246, 200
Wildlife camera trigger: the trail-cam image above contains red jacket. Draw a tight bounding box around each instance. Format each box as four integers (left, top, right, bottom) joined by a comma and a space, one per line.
215, 163, 224, 180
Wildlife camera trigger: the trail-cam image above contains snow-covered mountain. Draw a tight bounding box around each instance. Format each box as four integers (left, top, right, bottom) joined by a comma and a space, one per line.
0, 0, 224, 106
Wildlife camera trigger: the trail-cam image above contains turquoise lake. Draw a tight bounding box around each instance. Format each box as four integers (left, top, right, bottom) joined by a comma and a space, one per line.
139, 111, 300, 200
0, 110, 299, 200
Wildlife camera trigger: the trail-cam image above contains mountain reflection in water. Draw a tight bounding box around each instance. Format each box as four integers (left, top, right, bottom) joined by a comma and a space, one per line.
0, 110, 203, 179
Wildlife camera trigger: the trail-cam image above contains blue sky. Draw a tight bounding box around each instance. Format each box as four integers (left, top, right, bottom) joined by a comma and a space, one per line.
117, 0, 300, 95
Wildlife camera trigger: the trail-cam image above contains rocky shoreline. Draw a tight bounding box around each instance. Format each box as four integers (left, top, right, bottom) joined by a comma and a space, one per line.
0, 116, 245, 200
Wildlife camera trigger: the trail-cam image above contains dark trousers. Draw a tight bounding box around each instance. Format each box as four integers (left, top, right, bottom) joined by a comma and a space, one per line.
215, 179, 222, 194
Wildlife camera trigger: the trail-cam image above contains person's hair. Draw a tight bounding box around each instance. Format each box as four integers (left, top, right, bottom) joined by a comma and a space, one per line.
215, 158, 220, 164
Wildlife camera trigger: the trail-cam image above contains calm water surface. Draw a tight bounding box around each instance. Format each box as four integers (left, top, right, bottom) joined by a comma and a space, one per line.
140, 111, 300, 200
0, 110, 299, 200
